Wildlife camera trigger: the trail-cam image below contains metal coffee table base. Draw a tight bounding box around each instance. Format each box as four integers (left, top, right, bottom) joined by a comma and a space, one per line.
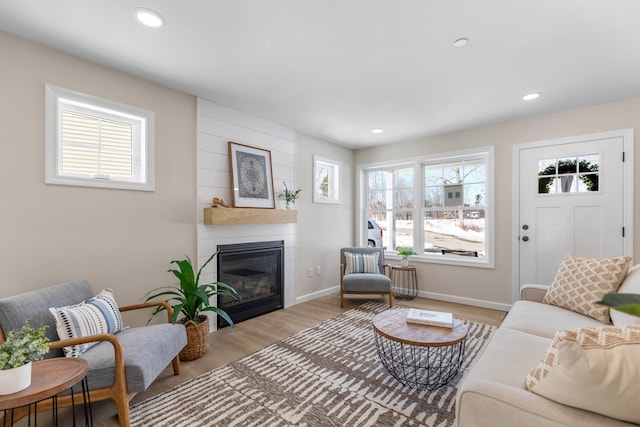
374, 332, 466, 391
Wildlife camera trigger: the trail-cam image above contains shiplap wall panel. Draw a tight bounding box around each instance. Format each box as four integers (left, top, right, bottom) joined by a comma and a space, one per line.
197, 97, 296, 330
198, 101, 295, 142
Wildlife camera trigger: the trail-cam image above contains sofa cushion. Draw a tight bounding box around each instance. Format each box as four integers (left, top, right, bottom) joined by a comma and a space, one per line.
611, 264, 640, 326
542, 254, 631, 323
341, 273, 391, 292
456, 328, 634, 427
501, 300, 603, 339
49, 289, 124, 357
344, 251, 380, 274
80, 323, 187, 392
524, 325, 640, 424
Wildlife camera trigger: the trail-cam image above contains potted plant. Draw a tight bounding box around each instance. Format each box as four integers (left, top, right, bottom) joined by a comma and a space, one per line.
0, 321, 49, 395
598, 293, 640, 317
396, 247, 416, 266
145, 251, 238, 361
279, 181, 301, 209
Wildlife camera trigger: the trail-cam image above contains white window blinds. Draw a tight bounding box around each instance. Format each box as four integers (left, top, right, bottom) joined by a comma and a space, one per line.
45, 84, 154, 191
61, 111, 133, 180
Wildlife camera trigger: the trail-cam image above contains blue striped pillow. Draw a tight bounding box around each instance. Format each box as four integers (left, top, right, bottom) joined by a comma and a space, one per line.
49, 289, 124, 357
344, 252, 380, 274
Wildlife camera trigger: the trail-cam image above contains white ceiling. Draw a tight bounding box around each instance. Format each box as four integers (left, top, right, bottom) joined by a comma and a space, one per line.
2, 1, 640, 149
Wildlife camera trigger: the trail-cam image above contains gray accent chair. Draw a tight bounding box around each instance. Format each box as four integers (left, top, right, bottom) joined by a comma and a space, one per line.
340, 247, 393, 308
0, 280, 188, 427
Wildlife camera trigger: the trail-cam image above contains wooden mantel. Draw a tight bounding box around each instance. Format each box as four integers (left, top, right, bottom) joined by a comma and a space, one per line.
204, 207, 297, 225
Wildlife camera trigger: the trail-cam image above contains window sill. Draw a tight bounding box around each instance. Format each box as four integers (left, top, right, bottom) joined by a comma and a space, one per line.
386, 254, 494, 269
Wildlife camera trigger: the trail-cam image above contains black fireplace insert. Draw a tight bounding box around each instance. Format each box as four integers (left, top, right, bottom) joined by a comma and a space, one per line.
216, 240, 284, 327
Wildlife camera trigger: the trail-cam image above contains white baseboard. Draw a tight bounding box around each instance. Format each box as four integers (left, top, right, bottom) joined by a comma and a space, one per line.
418, 290, 511, 312
295, 286, 511, 312
295, 286, 340, 304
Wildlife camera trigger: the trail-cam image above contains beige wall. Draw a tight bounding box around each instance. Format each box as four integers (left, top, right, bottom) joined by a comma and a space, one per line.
295, 133, 354, 300
355, 97, 639, 306
0, 31, 197, 322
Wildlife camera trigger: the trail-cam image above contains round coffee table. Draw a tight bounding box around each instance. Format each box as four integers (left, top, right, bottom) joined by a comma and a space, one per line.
372, 308, 468, 391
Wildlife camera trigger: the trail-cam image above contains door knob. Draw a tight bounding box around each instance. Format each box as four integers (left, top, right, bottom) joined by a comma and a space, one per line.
522, 236, 529, 242
522, 225, 529, 230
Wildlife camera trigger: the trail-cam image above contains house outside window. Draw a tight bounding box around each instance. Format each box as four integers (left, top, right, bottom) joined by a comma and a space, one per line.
361, 147, 494, 267
45, 85, 155, 191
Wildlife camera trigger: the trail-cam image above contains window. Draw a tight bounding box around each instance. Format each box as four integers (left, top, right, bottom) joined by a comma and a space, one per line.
313, 156, 341, 203
45, 85, 154, 191
361, 148, 494, 267
367, 166, 415, 250
537, 154, 599, 194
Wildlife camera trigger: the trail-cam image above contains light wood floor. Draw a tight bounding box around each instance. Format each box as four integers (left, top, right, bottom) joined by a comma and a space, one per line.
61, 293, 507, 426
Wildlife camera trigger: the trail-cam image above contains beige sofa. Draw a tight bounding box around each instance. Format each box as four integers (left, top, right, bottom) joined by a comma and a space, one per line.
456, 265, 640, 427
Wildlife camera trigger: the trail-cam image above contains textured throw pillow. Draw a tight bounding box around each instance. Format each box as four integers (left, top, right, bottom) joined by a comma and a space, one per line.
542, 254, 631, 323
344, 252, 380, 274
611, 264, 640, 326
524, 325, 640, 424
49, 289, 124, 357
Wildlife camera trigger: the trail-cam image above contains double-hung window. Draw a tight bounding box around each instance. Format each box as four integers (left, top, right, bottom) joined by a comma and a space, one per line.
45, 85, 155, 191
361, 147, 494, 267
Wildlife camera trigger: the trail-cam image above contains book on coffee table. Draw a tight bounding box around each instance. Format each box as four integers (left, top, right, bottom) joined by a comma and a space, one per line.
406, 308, 453, 328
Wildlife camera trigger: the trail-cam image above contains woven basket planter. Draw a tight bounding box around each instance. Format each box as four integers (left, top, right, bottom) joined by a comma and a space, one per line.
178, 315, 210, 361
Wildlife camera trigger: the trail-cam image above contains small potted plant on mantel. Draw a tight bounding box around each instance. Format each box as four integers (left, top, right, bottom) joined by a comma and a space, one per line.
145, 251, 238, 361
279, 181, 301, 209
396, 247, 416, 267
0, 321, 49, 395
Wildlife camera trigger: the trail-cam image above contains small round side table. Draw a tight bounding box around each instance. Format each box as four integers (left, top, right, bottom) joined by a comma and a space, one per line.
0, 358, 91, 426
389, 264, 418, 300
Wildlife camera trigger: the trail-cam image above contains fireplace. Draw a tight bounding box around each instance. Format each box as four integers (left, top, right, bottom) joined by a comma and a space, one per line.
216, 240, 284, 328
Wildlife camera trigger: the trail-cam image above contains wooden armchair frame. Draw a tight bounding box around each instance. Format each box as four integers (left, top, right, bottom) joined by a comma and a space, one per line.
0, 301, 180, 427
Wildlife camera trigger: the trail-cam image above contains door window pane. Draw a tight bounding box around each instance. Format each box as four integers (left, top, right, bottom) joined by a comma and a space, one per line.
538, 154, 599, 194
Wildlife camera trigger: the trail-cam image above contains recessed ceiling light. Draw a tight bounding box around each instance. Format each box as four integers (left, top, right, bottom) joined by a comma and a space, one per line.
523, 92, 541, 101
371, 128, 384, 134
453, 38, 468, 47
134, 8, 165, 28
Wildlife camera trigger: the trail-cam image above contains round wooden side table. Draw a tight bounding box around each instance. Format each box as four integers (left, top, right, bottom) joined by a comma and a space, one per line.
389, 264, 418, 300
0, 358, 91, 426
372, 308, 468, 391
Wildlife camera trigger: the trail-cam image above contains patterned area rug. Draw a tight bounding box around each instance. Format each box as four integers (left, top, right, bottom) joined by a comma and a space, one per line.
130, 302, 495, 427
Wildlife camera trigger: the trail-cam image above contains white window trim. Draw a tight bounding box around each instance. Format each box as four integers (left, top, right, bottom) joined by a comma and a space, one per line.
45, 84, 155, 191
313, 155, 341, 204
357, 146, 495, 269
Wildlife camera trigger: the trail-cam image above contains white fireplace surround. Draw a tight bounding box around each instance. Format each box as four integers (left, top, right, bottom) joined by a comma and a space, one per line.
197, 98, 297, 330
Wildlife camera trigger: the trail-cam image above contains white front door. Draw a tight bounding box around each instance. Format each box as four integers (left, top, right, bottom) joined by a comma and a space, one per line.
516, 130, 633, 293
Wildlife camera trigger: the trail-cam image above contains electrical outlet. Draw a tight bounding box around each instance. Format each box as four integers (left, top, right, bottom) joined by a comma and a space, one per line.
308, 267, 314, 277
316, 266, 321, 275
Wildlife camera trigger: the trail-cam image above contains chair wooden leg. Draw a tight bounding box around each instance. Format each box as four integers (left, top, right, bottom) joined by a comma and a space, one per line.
388, 292, 393, 308
172, 354, 181, 375
340, 291, 344, 308
114, 394, 131, 427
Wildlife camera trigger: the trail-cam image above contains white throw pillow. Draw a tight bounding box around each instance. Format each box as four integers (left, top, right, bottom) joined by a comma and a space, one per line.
611, 264, 640, 326
49, 289, 124, 357
542, 254, 631, 323
344, 252, 380, 274
524, 325, 640, 424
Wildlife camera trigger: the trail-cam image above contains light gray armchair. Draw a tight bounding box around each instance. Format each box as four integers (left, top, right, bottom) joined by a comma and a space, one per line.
0, 280, 187, 427
340, 247, 392, 308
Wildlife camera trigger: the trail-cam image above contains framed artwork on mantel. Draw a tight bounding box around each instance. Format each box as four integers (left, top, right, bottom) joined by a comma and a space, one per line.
228, 141, 275, 208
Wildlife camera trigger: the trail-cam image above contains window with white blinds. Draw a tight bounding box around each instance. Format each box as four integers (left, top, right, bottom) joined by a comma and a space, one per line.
45, 85, 155, 191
